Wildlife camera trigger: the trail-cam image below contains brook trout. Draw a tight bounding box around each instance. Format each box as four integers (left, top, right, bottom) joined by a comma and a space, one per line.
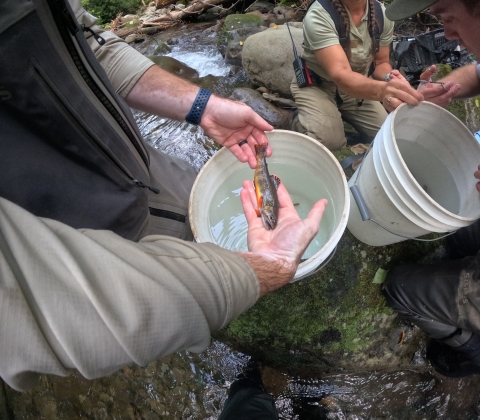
253, 144, 280, 230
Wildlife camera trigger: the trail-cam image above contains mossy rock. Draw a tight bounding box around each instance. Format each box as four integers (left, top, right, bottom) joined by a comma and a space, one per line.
217, 14, 266, 56
215, 148, 446, 376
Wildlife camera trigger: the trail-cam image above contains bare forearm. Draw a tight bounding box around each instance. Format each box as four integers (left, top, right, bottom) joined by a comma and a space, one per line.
332, 70, 385, 101
372, 62, 393, 81
125, 65, 200, 120
237, 252, 297, 297
440, 64, 480, 99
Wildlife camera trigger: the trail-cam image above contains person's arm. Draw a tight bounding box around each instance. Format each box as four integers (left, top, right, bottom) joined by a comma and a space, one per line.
125, 65, 274, 168
71, 1, 273, 168
0, 184, 326, 391
371, 45, 394, 81
314, 45, 423, 111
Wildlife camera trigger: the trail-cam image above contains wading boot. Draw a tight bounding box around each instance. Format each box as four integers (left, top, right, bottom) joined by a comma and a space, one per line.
427, 334, 480, 378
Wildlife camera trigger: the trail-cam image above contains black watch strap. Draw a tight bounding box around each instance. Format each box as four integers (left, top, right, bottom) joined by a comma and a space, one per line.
185, 88, 211, 125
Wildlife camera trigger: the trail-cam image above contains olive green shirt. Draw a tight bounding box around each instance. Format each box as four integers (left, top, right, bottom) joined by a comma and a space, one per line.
302, 1, 394, 81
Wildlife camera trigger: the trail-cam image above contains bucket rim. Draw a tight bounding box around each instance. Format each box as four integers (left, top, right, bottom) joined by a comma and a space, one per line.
188, 129, 350, 280
389, 102, 479, 223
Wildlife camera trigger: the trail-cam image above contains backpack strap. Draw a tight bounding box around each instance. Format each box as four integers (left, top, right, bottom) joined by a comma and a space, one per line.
310, 0, 385, 54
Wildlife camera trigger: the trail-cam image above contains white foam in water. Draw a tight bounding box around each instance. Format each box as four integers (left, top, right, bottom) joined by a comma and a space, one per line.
208, 163, 336, 260
396, 139, 460, 214
166, 50, 231, 77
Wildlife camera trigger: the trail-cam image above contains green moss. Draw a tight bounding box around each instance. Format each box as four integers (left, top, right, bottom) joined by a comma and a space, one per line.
224, 14, 263, 27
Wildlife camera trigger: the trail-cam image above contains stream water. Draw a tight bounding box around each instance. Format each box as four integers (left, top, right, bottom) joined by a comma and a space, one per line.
7, 22, 480, 420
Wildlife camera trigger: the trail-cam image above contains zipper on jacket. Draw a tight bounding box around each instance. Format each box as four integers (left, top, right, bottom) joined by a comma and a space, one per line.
133, 180, 160, 194
81, 24, 105, 46
47, 0, 150, 170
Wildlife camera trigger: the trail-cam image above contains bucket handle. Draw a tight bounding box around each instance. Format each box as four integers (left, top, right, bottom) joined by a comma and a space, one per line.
350, 143, 457, 242
293, 246, 338, 282
350, 184, 457, 242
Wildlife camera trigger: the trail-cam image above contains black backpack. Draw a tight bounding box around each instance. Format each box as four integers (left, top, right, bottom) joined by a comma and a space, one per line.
0, 0, 153, 239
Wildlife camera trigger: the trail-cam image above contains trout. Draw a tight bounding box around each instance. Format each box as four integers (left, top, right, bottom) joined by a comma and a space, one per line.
253, 144, 280, 230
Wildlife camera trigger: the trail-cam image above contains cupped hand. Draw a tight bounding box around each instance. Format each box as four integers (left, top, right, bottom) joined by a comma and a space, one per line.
417, 64, 461, 108
475, 164, 480, 193
382, 77, 424, 112
200, 96, 274, 168
240, 180, 328, 265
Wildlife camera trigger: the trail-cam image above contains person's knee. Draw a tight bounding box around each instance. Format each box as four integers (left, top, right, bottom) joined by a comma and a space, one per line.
383, 268, 413, 317
292, 115, 346, 151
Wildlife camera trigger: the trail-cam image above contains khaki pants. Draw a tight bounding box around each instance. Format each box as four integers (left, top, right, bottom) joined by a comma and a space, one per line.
291, 79, 388, 151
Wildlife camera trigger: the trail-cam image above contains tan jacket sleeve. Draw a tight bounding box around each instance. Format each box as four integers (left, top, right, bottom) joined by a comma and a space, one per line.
0, 198, 259, 392
70, 0, 155, 97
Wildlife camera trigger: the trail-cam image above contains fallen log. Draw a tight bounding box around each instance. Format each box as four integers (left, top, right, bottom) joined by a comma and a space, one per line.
142, 0, 231, 25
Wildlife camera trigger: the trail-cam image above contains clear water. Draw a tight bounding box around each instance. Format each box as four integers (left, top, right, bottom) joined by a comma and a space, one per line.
208, 163, 336, 260
397, 139, 460, 214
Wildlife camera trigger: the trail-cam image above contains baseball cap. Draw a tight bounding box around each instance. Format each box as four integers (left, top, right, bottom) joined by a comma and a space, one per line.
385, 0, 439, 21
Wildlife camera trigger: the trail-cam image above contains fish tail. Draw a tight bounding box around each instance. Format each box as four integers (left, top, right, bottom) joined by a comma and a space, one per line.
254, 143, 268, 157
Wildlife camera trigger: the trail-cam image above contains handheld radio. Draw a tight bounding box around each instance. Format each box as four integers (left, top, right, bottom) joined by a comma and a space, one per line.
285, 20, 312, 88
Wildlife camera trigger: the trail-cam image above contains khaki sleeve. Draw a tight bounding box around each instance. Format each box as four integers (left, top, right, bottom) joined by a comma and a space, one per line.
0, 198, 259, 392
70, 0, 155, 97
303, 3, 340, 52
380, 5, 394, 47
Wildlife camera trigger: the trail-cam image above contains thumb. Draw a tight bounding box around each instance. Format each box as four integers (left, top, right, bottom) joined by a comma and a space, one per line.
420, 65, 437, 81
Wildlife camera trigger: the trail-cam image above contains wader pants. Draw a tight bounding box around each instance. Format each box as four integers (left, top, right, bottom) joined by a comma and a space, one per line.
291, 78, 388, 151
218, 379, 278, 420
384, 220, 480, 348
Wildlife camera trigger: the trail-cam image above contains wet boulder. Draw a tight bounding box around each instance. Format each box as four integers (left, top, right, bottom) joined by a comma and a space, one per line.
230, 88, 294, 129
242, 24, 304, 99
147, 56, 199, 80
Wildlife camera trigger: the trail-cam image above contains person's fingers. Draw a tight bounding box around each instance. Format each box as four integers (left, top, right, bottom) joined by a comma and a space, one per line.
304, 199, 328, 230
229, 145, 249, 165
420, 65, 437, 81
245, 114, 274, 138
240, 180, 260, 224
474, 164, 480, 180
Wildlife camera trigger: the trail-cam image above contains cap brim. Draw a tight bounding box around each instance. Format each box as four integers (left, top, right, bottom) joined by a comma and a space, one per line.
385, 0, 438, 21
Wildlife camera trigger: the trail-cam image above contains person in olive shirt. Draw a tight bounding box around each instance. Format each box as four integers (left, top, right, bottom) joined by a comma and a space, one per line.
291, 0, 422, 150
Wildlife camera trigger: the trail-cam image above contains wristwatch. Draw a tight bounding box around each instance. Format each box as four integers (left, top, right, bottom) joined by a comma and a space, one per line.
185, 88, 212, 125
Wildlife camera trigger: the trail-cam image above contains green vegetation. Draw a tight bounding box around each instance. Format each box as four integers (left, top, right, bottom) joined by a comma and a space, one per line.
81, 0, 143, 25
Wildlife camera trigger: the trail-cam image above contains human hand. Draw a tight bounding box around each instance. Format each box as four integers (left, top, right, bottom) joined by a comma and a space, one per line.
416, 66, 461, 108
240, 180, 328, 293
475, 164, 480, 193
200, 96, 274, 168
382, 77, 424, 112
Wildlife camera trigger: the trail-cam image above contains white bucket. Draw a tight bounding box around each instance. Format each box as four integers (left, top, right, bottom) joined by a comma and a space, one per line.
347, 102, 480, 246
189, 129, 350, 281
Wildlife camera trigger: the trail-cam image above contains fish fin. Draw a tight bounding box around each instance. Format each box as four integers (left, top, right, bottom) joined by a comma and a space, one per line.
271, 174, 281, 189
254, 196, 263, 217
